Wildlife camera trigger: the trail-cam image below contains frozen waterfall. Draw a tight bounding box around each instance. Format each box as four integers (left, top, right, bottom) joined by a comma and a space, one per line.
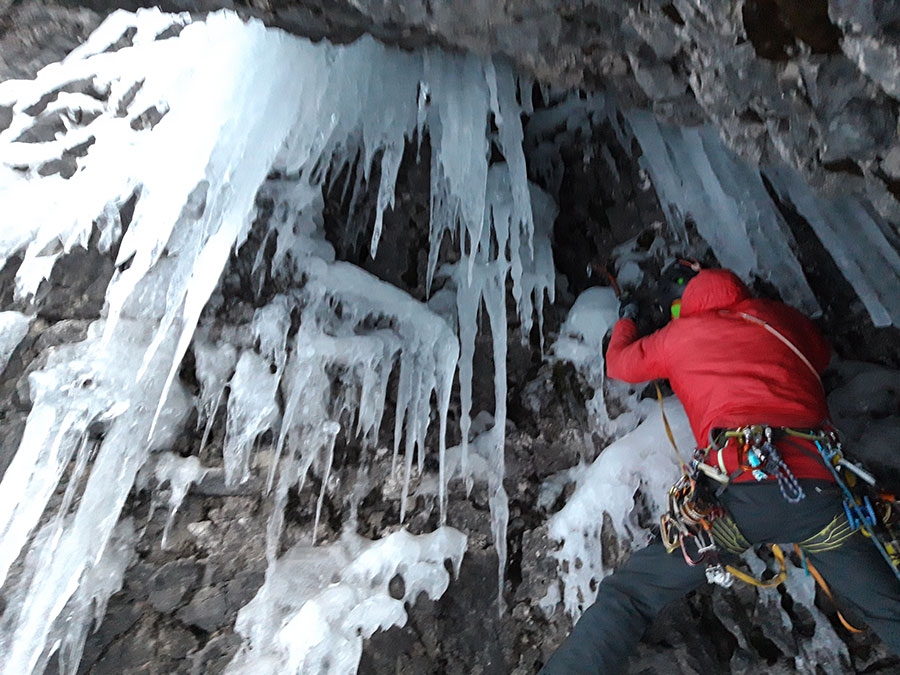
1, 6, 899, 675
0, 8, 551, 674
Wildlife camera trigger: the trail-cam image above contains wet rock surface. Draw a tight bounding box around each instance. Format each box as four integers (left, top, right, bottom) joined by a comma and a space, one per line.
0, 3, 899, 675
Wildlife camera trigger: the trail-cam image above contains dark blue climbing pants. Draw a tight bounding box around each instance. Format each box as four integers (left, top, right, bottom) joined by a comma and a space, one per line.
540, 480, 900, 674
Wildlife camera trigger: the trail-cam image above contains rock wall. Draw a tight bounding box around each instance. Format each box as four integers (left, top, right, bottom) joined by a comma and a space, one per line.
4, 1, 900, 225
1, 3, 900, 675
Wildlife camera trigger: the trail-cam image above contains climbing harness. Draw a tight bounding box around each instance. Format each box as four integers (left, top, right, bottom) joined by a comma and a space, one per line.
656, 379, 900, 595
800, 427, 900, 583
655, 383, 787, 589
709, 310, 900, 581
661, 421, 900, 594
722, 425, 805, 503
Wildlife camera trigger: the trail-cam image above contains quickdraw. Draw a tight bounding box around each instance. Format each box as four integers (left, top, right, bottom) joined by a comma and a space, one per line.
655, 385, 787, 589
660, 474, 723, 563
659, 470, 787, 589
797, 428, 900, 583
722, 425, 805, 503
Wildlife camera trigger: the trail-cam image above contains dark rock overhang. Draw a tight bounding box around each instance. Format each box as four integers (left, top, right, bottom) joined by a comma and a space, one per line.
7, 0, 896, 229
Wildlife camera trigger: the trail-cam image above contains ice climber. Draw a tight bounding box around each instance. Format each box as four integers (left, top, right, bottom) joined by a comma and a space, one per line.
540, 263, 900, 674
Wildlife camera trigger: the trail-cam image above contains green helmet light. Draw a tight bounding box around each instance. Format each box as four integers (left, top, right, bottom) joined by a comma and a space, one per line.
671, 299, 682, 319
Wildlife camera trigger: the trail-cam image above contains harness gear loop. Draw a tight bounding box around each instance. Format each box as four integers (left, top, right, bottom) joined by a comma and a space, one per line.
722, 425, 806, 503
656, 387, 794, 589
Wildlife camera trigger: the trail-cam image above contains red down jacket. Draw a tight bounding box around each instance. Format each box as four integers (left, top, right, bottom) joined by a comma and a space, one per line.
607, 268, 833, 482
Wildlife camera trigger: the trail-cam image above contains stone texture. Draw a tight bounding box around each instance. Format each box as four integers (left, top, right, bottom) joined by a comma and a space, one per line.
3, 0, 900, 230
0, 3, 899, 675
148, 561, 204, 614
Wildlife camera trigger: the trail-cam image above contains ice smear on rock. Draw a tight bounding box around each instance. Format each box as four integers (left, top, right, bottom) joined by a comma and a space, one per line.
546, 401, 693, 619
552, 285, 644, 438
153, 453, 209, 549
225, 527, 467, 675
0, 311, 30, 375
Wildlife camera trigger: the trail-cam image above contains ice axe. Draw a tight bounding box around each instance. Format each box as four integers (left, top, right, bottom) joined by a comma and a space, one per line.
586, 261, 621, 298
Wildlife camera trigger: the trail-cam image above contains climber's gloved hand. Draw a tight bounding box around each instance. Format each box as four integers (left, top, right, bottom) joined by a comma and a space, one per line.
618, 293, 639, 321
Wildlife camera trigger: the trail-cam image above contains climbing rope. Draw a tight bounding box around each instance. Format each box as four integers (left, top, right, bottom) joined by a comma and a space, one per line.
794, 544, 865, 633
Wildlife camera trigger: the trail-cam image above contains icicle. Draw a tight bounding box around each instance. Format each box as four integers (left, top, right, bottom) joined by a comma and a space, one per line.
355, 337, 400, 446
192, 331, 239, 452
624, 111, 819, 316
519, 184, 557, 350
154, 453, 208, 548
482, 250, 510, 615
0, 318, 188, 675
0, 407, 84, 589
267, 416, 339, 559
416, 81, 429, 159
424, 48, 491, 285
455, 267, 480, 494
491, 59, 534, 267
765, 165, 900, 328
223, 350, 281, 486
145, 52, 309, 438
252, 295, 292, 375
268, 339, 314, 493
370, 140, 403, 257
54, 518, 136, 675
395, 350, 417, 522
312, 427, 338, 545
435, 336, 457, 525
489, 480, 510, 614
0, 10, 556, 665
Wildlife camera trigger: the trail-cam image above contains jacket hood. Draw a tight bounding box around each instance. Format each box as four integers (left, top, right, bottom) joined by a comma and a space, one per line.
678, 269, 751, 317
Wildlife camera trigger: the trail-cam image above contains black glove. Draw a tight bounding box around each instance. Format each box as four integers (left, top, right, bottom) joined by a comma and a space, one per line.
618, 293, 639, 320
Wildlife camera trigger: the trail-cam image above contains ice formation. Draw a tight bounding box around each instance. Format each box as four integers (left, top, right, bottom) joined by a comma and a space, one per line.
545, 396, 693, 618
0, 8, 550, 673
619, 111, 822, 317
526, 89, 900, 331
0, 5, 898, 674
764, 165, 900, 328
226, 527, 467, 675
153, 453, 209, 549
551, 285, 643, 438
0, 319, 190, 674
0, 311, 30, 374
